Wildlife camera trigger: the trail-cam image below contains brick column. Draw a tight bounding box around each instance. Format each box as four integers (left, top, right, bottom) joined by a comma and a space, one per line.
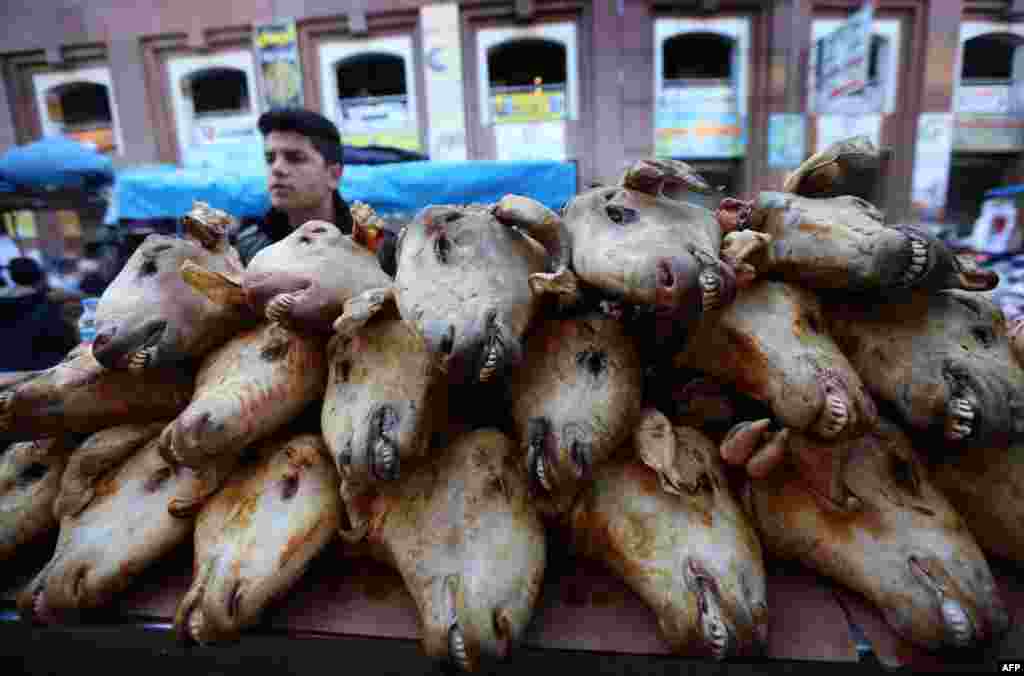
904, 0, 963, 224
751, 0, 811, 195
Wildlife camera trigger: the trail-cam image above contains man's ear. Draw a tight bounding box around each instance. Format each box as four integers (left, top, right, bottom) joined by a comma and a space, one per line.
328, 163, 343, 191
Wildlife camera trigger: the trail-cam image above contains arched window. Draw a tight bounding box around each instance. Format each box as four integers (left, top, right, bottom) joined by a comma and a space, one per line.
336, 52, 407, 99
662, 32, 733, 84
487, 38, 567, 92
188, 67, 250, 117
962, 33, 1019, 81
47, 81, 112, 128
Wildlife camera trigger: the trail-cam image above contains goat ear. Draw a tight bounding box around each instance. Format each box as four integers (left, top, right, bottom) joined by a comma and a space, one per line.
493, 194, 573, 273
332, 287, 396, 339
181, 261, 247, 307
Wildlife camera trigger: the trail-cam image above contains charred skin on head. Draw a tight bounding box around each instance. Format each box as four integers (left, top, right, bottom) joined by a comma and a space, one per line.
244, 215, 392, 334
0, 438, 71, 563
674, 280, 875, 442
560, 177, 735, 317
157, 322, 326, 471
569, 424, 768, 658
0, 343, 193, 443
508, 315, 644, 514
740, 420, 1009, 651
18, 438, 201, 622
174, 433, 340, 645
344, 429, 546, 671
392, 201, 555, 385
323, 307, 446, 495
91, 201, 248, 371
822, 289, 1024, 448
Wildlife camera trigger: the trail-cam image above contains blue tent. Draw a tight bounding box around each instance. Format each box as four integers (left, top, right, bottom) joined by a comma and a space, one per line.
0, 136, 114, 194
105, 160, 577, 225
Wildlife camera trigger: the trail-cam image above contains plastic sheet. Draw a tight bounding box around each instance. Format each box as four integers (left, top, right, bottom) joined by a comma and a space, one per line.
105, 160, 577, 225
0, 136, 113, 193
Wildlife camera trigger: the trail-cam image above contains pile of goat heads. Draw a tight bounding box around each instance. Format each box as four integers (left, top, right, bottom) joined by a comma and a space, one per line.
2, 135, 1021, 669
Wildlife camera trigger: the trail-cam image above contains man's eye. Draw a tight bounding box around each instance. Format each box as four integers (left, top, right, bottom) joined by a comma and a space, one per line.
286, 152, 305, 163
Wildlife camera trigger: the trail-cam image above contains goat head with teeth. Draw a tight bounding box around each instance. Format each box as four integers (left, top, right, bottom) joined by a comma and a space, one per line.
732, 418, 1009, 652
322, 293, 448, 497
561, 159, 739, 318
507, 313, 643, 515
341, 196, 575, 386
175, 432, 339, 645
91, 201, 253, 371
823, 289, 1024, 448
567, 413, 768, 659
723, 192, 997, 293
673, 280, 877, 443
338, 428, 546, 672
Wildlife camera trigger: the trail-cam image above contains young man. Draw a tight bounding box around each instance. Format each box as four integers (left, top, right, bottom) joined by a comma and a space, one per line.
235, 108, 397, 275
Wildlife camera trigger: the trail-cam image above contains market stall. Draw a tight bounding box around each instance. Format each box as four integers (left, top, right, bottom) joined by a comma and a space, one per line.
2, 140, 1022, 676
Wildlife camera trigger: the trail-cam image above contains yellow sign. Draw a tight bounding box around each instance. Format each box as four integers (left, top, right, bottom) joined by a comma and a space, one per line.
346, 132, 422, 152
255, 23, 297, 49
14, 211, 37, 239
492, 90, 566, 125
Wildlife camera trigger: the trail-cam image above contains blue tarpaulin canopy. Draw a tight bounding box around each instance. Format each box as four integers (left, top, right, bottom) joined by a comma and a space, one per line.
0, 136, 114, 193
985, 185, 1024, 199
105, 161, 577, 225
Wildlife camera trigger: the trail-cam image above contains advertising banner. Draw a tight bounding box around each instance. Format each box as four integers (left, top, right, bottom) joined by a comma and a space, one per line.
254, 20, 304, 110
911, 112, 954, 221
491, 88, 566, 125
954, 115, 1024, 152
957, 84, 1012, 115
655, 112, 746, 159
815, 2, 873, 105
767, 113, 807, 169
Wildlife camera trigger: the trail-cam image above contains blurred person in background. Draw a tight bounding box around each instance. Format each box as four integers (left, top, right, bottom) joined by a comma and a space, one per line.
0, 256, 79, 372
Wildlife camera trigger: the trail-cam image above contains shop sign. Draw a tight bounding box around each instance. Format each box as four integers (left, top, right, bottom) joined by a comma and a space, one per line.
494, 121, 566, 161
658, 85, 737, 115
954, 114, 1024, 152
957, 84, 1012, 115
815, 1, 874, 105
254, 20, 304, 110
767, 113, 807, 169
911, 112, 954, 221
336, 95, 421, 151
491, 88, 567, 125
655, 112, 746, 159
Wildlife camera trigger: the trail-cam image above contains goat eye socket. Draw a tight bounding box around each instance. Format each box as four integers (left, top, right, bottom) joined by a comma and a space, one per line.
435, 234, 451, 264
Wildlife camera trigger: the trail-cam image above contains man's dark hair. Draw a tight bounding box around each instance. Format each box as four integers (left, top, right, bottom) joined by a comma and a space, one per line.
9, 257, 44, 286
258, 108, 344, 167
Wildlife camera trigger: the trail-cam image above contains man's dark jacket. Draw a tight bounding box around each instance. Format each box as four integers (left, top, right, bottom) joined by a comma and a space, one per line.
234, 192, 397, 276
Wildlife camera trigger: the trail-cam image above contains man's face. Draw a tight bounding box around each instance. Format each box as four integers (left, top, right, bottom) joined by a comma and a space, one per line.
264, 130, 342, 212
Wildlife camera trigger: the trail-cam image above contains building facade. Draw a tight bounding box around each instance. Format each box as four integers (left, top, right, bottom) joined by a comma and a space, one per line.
3, 0, 1024, 232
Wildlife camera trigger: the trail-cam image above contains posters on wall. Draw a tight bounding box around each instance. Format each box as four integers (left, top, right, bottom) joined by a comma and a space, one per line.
655, 110, 746, 159
910, 112, 954, 221
494, 121, 566, 161
815, 114, 881, 152
767, 113, 807, 169
954, 115, 1024, 152
491, 88, 566, 124
814, 2, 873, 110
421, 3, 468, 160
254, 21, 304, 110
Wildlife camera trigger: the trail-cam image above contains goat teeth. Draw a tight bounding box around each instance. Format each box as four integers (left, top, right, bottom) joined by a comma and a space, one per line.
535, 453, 552, 492
449, 625, 470, 671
